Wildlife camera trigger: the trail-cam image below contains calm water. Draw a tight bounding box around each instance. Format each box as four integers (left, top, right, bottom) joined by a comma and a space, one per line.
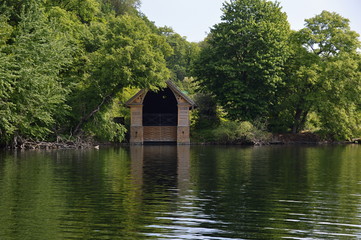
0, 145, 361, 239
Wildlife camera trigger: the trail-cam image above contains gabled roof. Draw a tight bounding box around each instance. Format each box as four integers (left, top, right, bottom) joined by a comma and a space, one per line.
125, 89, 147, 106
125, 80, 196, 107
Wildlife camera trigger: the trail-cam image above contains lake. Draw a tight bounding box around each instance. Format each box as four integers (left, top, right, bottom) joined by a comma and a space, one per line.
0, 145, 361, 239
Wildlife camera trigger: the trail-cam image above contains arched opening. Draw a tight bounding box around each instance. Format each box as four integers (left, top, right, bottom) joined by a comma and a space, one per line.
143, 88, 178, 126
142, 88, 178, 142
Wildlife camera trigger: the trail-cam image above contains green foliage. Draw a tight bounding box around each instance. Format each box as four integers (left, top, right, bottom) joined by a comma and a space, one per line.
2, 0, 359, 145
299, 11, 360, 57
0, 16, 14, 141
269, 31, 319, 133
0, 15, 12, 46
192, 93, 220, 129
194, 0, 290, 121
173, 77, 198, 95
69, 14, 172, 136
46, 0, 101, 23
159, 27, 200, 81
0, 0, 173, 145
101, 0, 140, 15
83, 98, 127, 142
317, 104, 360, 141
315, 53, 361, 140
192, 120, 270, 144
92, 14, 171, 89
194, 7, 360, 141
272, 11, 361, 140
0, 3, 72, 143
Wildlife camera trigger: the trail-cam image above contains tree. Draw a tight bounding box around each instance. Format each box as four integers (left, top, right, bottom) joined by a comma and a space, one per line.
0, 0, 179, 145
101, 0, 140, 15
0, 15, 15, 144
269, 31, 320, 133
313, 52, 361, 140
193, 93, 220, 129
193, 0, 290, 121
273, 11, 361, 139
45, 0, 100, 23
299, 11, 359, 57
70, 14, 172, 136
159, 27, 200, 81
42, 1, 172, 140
0, 3, 72, 144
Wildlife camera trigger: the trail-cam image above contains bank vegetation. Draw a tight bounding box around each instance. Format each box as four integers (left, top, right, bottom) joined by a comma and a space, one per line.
1, 0, 360, 148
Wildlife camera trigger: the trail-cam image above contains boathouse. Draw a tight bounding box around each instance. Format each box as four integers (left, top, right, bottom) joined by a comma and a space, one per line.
126, 80, 195, 144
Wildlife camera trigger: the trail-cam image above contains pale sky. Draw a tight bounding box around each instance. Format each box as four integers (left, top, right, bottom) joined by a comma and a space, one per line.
140, 0, 361, 42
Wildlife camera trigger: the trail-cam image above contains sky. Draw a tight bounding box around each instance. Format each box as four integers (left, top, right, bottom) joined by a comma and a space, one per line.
140, 0, 361, 42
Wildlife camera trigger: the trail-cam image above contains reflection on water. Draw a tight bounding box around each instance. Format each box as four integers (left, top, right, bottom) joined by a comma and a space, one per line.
0, 145, 361, 239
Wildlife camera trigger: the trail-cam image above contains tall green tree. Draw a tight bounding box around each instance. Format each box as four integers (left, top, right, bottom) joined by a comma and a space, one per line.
159, 27, 200, 81
0, 15, 15, 144
274, 11, 361, 139
70, 14, 172, 136
193, 0, 290, 120
0, 0, 192, 145
0, 3, 72, 144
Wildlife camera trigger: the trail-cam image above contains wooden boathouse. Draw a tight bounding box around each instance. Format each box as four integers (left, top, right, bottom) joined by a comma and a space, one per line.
126, 80, 195, 144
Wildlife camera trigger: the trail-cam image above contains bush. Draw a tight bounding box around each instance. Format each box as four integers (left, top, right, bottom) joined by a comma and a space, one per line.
192, 120, 271, 145
192, 93, 220, 129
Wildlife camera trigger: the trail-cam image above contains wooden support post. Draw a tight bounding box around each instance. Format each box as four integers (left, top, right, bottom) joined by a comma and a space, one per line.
177, 104, 191, 144
130, 105, 143, 144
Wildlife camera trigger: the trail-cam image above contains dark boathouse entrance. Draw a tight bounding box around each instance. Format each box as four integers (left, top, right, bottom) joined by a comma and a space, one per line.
126, 81, 195, 144
143, 88, 178, 142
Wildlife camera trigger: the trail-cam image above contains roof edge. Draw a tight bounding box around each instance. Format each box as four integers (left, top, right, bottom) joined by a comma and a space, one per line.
125, 89, 148, 106
166, 80, 196, 107
125, 80, 196, 107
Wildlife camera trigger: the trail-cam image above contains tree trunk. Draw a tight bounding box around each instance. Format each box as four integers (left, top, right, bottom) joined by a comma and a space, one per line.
72, 95, 110, 136
72, 82, 126, 136
299, 110, 309, 131
292, 108, 309, 134
292, 108, 303, 134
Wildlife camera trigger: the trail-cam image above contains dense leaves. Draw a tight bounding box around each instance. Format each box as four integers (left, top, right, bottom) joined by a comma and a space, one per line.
70, 14, 171, 135
272, 11, 361, 139
1, 0, 360, 145
159, 27, 200, 81
0, 3, 72, 143
194, 2, 361, 140
0, 0, 171, 145
102, 0, 140, 15
194, 0, 290, 120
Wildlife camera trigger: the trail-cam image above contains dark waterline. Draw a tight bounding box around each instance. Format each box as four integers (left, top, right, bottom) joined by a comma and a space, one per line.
0, 145, 361, 239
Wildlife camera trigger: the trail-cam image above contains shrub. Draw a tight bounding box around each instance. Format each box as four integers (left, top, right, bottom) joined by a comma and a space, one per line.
192, 120, 270, 145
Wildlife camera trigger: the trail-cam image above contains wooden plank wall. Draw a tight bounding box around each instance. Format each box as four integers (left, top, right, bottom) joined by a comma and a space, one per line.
143, 126, 177, 142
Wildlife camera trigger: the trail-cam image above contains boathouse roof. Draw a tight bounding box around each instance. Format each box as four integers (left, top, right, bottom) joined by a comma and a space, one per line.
125, 80, 196, 107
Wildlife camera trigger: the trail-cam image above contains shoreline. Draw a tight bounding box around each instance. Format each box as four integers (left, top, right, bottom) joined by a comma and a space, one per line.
1, 133, 360, 150
2, 139, 359, 151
